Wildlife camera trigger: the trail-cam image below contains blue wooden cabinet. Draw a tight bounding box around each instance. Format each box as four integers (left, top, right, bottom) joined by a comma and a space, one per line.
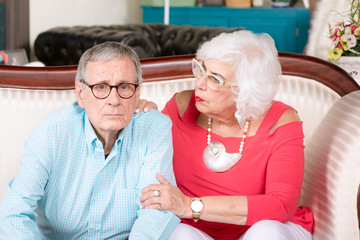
142, 6, 310, 53
0, 3, 5, 50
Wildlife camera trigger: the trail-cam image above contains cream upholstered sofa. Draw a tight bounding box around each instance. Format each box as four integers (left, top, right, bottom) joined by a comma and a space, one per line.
0, 53, 359, 240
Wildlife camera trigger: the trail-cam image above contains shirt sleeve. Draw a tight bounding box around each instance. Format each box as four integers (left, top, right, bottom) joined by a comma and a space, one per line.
0, 123, 51, 238
246, 122, 305, 224
129, 110, 180, 239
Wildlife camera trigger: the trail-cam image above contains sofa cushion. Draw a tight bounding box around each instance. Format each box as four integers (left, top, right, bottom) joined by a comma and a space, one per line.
34, 26, 157, 65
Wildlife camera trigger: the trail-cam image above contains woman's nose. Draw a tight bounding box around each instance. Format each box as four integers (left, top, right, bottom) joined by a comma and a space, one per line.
195, 74, 207, 91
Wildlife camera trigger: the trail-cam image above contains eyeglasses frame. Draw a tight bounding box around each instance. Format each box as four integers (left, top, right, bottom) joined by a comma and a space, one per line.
192, 58, 238, 90
80, 79, 139, 99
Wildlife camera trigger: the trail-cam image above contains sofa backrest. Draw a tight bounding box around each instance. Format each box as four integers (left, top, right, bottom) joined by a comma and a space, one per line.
34, 24, 242, 66
0, 53, 358, 203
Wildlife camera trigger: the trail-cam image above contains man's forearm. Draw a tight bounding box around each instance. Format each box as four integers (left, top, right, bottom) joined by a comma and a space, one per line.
129, 209, 179, 240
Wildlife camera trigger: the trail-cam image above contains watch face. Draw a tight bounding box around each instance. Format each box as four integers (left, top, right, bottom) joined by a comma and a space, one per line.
191, 200, 203, 212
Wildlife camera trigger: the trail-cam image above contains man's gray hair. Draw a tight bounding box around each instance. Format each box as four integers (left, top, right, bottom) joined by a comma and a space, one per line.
75, 41, 143, 85
196, 30, 282, 120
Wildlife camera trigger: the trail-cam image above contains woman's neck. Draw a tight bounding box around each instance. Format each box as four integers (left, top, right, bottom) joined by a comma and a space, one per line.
197, 112, 242, 138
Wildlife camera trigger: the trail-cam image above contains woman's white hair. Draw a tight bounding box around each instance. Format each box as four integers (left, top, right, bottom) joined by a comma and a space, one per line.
196, 30, 282, 120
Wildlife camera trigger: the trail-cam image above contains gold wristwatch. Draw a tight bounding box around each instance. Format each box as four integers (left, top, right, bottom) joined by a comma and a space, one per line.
190, 197, 203, 222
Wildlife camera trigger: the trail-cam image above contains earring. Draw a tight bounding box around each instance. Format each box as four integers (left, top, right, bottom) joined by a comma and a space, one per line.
235, 111, 246, 129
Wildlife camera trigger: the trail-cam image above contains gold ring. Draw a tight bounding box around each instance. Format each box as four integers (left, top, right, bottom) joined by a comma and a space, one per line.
153, 190, 160, 197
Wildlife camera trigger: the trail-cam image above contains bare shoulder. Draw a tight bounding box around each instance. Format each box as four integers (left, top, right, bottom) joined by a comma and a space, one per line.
269, 108, 300, 134
175, 90, 193, 117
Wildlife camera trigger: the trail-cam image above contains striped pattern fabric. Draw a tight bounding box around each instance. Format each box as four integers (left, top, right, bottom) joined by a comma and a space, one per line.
0, 103, 179, 239
140, 78, 195, 111
275, 75, 340, 143
0, 89, 76, 200
0, 76, 341, 200
0, 78, 196, 200
301, 90, 360, 240
1, 74, 356, 239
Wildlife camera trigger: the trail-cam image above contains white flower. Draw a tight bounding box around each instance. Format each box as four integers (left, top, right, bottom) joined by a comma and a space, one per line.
344, 26, 353, 35
342, 33, 357, 48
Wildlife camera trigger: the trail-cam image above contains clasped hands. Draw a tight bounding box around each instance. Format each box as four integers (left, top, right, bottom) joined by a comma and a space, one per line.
140, 172, 192, 219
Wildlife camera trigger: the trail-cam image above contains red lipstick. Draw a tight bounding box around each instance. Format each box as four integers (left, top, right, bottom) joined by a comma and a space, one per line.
195, 96, 204, 102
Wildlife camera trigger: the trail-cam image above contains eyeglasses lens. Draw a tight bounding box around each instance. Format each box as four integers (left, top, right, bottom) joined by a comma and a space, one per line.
193, 60, 223, 90
92, 83, 137, 99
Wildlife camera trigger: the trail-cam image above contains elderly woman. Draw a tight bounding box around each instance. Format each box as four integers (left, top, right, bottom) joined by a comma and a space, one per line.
140, 31, 314, 240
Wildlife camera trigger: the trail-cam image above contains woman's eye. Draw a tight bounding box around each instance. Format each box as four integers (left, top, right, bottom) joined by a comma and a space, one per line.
209, 76, 221, 84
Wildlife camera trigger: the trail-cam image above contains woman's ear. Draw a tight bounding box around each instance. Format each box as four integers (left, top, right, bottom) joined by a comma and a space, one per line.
75, 81, 85, 108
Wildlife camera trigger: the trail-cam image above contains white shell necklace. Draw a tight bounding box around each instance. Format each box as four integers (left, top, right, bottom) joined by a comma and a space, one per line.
203, 116, 250, 172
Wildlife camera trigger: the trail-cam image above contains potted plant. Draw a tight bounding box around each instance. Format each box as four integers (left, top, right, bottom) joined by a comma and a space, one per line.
327, 0, 360, 61
327, 0, 360, 85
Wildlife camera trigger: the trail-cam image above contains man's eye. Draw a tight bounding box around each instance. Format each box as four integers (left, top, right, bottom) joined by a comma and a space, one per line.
119, 84, 129, 90
95, 84, 107, 91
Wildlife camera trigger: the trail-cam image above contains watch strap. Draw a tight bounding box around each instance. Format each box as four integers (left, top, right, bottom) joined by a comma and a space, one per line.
193, 211, 201, 222
192, 197, 202, 223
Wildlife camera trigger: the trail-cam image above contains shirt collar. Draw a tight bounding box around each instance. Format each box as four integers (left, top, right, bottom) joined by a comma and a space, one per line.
84, 114, 98, 146
84, 113, 126, 151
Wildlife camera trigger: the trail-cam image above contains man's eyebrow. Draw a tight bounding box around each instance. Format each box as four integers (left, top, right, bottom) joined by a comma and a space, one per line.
92, 79, 110, 84
92, 80, 135, 84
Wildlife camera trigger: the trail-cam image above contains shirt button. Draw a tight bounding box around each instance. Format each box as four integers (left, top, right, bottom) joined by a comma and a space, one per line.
94, 196, 99, 201
91, 225, 96, 230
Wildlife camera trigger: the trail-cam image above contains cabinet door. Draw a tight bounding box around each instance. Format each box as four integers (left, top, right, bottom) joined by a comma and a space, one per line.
228, 10, 297, 53
141, 7, 310, 53
0, 3, 5, 50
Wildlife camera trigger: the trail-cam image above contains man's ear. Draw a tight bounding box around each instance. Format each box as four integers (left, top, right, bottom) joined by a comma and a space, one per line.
75, 81, 85, 108
135, 86, 140, 99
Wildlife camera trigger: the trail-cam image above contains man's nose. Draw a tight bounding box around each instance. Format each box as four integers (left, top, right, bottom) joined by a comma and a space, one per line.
107, 87, 122, 104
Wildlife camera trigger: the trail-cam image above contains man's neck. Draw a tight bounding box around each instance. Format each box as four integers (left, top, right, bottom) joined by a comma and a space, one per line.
96, 130, 121, 155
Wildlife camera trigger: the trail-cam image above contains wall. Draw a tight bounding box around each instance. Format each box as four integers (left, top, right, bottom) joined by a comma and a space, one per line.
29, 0, 142, 60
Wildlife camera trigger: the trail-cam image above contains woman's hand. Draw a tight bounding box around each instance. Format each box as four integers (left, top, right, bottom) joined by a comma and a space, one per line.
140, 173, 192, 218
134, 99, 158, 113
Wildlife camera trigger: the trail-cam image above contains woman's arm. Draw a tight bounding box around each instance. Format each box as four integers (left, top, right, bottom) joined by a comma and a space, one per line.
140, 173, 249, 225
140, 108, 303, 225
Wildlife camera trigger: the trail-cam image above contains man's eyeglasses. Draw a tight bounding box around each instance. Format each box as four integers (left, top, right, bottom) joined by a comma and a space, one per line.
192, 58, 238, 90
80, 80, 139, 99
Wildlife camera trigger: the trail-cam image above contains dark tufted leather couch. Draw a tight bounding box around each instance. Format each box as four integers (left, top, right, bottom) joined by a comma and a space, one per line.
34, 24, 243, 66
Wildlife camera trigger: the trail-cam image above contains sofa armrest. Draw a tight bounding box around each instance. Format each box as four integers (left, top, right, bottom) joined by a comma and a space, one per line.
301, 90, 360, 240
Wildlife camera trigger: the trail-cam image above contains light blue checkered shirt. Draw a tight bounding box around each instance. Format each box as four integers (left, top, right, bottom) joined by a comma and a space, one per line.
0, 101, 179, 239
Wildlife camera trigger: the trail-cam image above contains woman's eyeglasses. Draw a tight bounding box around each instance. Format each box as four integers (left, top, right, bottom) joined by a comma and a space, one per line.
192, 58, 238, 90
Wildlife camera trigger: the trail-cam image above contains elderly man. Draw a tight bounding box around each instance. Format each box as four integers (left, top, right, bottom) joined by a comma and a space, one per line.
0, 42, 179, 239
